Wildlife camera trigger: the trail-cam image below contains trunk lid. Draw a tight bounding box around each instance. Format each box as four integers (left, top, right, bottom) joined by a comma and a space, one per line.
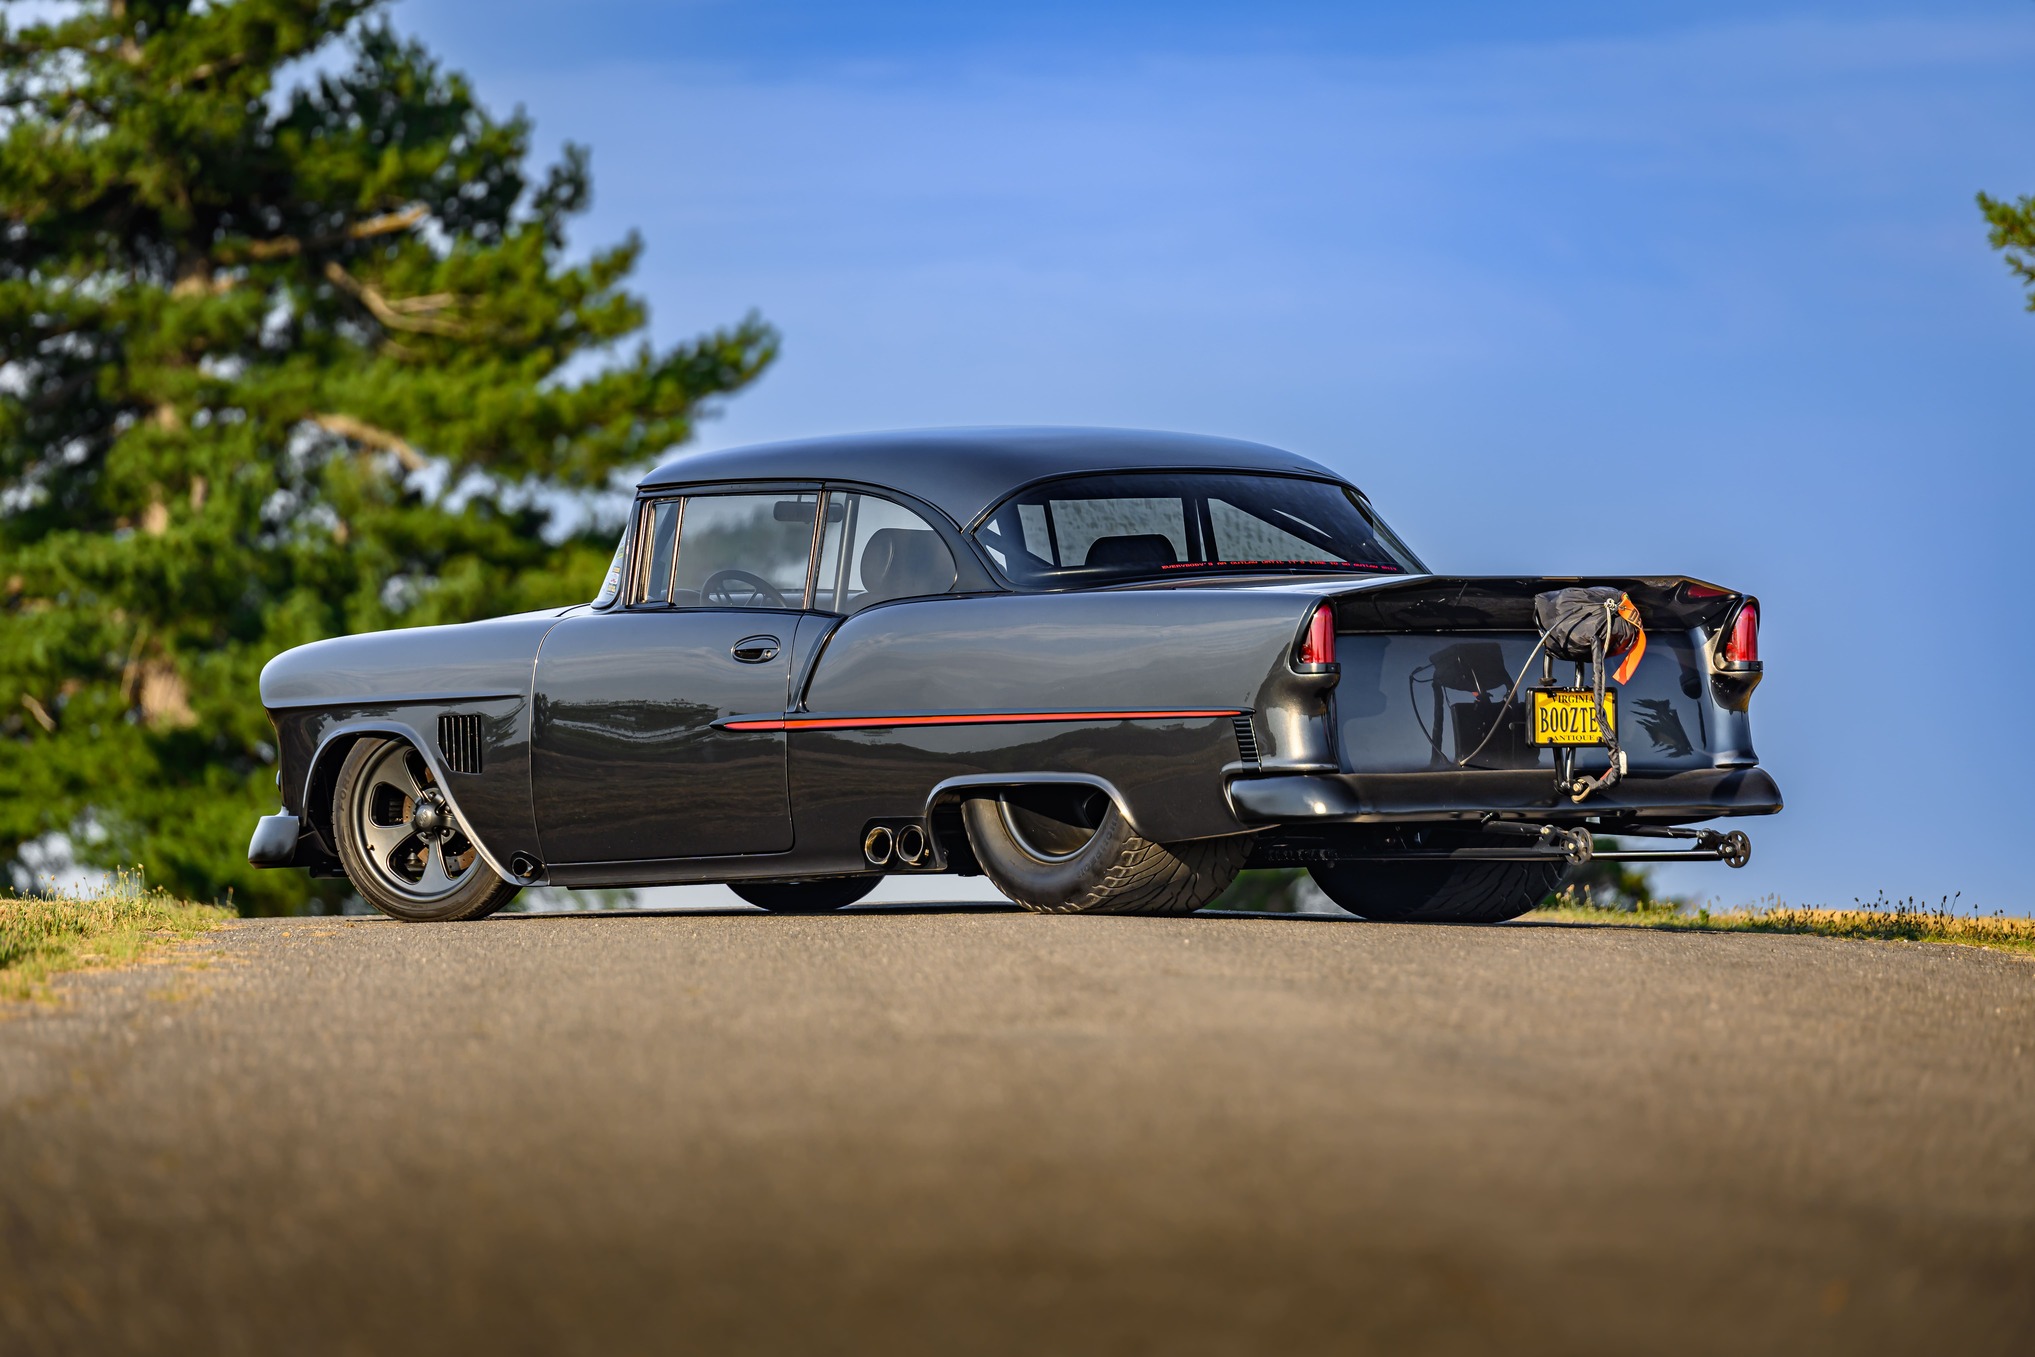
1303, 575, 1753, 777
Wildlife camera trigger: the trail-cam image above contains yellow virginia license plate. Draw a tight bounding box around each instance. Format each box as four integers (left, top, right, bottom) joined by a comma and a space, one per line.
1530, 689, 1616, 746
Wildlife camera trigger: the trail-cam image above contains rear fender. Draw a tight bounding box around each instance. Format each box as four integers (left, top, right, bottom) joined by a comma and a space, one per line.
792, 591, 1323, 848
1248, 607, 1342, 771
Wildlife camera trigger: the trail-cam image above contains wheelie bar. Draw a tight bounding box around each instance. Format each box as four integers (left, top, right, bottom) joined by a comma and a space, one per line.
1585, 822, 1753, 869
1353, 820, 1593, 866
1351, 822, 1752, 869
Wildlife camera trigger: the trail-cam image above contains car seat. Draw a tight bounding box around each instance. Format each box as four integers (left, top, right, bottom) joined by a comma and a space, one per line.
857, 529, 955, 608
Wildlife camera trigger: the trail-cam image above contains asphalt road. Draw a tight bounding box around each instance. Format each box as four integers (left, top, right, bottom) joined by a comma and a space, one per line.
2, 906, 2031, 1356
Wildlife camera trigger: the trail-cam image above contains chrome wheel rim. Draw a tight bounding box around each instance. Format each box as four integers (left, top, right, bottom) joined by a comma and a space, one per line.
997, 788, 1110, 864
352, 743, 478, 903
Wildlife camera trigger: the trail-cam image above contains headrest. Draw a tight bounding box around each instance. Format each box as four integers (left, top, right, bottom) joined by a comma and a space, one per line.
858, 528, 955, 607
1082, 533, 1179, 569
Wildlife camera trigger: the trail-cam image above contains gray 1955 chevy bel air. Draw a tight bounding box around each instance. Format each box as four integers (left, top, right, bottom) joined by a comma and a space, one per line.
250, 427, 1778, 921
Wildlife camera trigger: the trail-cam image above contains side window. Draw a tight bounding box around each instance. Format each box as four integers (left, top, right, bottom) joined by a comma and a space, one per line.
636, 499, 681, 604
630, 492, 818, 609
813, 492, 958, 614
673, 493, 817, 609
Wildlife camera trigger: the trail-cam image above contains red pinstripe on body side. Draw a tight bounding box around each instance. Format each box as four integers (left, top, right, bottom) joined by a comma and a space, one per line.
722, 709, 1244, 732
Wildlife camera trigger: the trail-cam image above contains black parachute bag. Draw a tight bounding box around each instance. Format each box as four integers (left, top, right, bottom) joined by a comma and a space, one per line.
1534, 586, 1640, 662
1532, 586, 1640, 800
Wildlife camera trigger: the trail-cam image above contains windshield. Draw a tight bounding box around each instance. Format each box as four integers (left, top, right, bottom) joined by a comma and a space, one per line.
972, 472, 1425, 586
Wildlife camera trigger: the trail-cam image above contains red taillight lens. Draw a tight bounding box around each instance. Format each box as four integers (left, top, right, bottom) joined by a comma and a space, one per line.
1723, 601, 1759, 664
1299, 604, 1337, 667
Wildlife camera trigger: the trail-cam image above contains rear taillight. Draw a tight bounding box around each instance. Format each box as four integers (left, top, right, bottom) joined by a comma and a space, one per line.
1723, 601, 1759, 665
1299, 604, 1337, 667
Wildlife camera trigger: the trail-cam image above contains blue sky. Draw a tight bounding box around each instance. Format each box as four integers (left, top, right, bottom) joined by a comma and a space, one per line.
401, 0, 2035, 912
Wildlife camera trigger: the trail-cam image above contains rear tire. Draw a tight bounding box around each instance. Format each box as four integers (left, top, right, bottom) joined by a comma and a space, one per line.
1308, 857, 1565, 924
962, 788, 1249, 915
731, 877, 878, 913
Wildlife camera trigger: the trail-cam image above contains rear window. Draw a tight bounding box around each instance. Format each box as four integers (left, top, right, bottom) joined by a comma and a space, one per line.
972, 472, 1425, 586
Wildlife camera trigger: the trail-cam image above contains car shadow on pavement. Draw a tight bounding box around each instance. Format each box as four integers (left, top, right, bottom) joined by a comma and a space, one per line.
494, 904, 1376, 923
495, 900, 1030, 921
488, 903, 1644, 927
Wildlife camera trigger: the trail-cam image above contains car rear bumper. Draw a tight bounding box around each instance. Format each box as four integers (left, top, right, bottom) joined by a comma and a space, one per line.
1228, 766, 1783, 826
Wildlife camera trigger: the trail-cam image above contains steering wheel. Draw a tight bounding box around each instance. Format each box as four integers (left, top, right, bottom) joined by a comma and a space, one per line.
701, 568, 789, 609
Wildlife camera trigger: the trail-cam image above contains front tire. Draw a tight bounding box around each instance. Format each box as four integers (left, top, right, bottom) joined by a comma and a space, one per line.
961, 787, 1249, 915
1307, 857, 1565, 924
731, 877, 879, 913
332, 738, 520, 922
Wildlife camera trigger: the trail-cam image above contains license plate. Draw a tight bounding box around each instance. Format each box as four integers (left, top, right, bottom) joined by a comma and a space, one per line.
1530, 689, 1616, 746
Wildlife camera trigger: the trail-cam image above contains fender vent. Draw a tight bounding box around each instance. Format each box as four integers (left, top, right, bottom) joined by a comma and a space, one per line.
1232, 715, 1261, 769
438, 713, 484, 775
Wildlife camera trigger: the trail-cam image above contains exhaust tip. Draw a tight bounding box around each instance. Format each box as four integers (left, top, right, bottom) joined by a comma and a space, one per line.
895, 823, 927, 867
863, 825, 895, 867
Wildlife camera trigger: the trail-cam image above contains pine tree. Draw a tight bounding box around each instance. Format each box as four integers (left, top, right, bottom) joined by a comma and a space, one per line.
1979, 190, 2035, 309
0, 0, 776, 912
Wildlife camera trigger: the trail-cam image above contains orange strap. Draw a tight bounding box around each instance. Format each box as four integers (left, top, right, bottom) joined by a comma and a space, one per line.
1613, 594, 1647, 684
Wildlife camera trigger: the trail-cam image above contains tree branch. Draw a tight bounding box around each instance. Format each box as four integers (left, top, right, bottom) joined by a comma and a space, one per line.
170, 270, 238, 299
236, 204, 429, 262
174, 52, 249, 91
322, 260, 468, 337
310, 413, 426, 472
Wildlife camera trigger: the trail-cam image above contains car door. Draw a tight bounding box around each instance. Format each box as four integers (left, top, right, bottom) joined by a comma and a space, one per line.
530, 489, 819, 865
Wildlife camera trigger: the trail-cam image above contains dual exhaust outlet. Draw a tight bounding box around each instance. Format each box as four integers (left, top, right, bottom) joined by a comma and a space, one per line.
863, 822, 931, 869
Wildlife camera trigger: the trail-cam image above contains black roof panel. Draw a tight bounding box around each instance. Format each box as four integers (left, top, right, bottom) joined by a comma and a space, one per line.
639, 426, 1345, 525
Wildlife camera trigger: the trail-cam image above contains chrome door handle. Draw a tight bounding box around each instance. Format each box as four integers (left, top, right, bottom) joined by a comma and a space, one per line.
731, 636, 781, 664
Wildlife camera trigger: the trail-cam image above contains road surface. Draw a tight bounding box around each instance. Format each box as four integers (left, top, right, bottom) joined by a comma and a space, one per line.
2, 906, 2031, 1355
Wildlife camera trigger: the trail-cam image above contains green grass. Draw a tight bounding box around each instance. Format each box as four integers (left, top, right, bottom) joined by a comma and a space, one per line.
1528, 889, 2035, 957
0, 870, 234, 1003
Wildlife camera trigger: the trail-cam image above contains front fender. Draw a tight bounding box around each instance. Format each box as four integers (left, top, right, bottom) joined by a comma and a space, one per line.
300, 717, 538, 887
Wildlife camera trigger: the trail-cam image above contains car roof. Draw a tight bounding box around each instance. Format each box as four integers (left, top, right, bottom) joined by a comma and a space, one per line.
637, 426, 1347, 526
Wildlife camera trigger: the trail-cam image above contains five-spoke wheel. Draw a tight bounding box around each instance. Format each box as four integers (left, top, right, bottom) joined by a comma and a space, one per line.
332, 737, 520, 921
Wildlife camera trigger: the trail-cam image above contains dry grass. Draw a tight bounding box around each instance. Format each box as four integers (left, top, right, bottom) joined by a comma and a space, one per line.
1528, 889, 2035, 957
0, 870, 233, 1003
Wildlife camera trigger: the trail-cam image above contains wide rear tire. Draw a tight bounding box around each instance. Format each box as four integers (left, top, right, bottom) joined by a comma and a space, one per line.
1308, 857, 1565, 924
962, 788, 1249, 915
731, 877, 879, 913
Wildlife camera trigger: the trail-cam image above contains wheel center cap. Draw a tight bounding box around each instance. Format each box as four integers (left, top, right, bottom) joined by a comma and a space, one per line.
412, 797, 449, 837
